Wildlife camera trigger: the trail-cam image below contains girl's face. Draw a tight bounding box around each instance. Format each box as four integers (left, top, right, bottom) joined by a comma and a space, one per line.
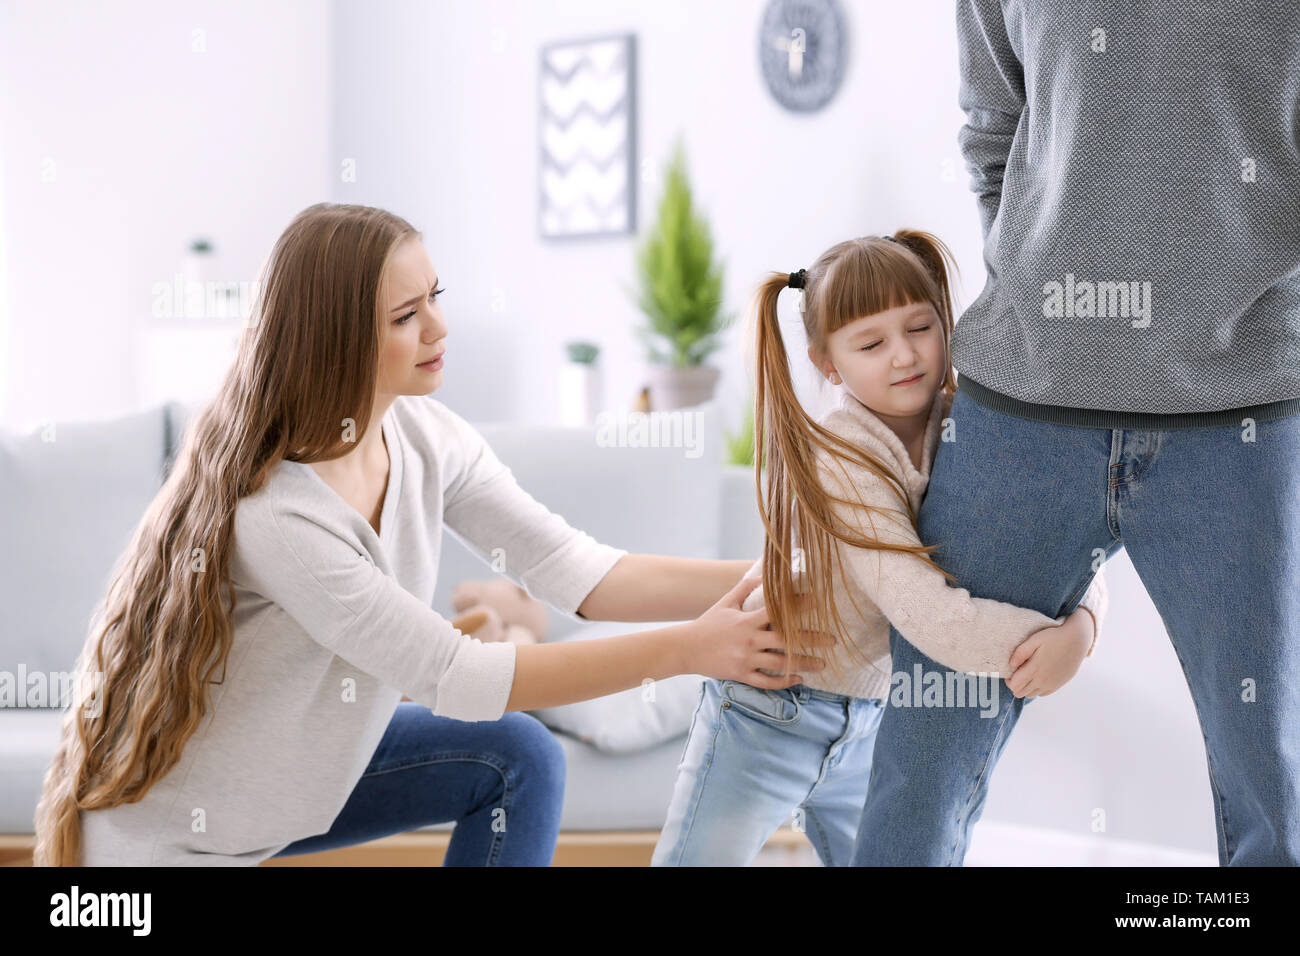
377, 237, 449, 397
812, 300, 946, 419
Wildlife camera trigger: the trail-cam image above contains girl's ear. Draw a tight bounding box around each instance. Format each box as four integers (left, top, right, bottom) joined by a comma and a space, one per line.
807, 346, 837, 382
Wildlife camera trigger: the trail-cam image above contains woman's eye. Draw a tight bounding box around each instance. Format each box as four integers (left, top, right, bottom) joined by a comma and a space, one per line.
395, 286, 446, 324
911, 325, 931, 333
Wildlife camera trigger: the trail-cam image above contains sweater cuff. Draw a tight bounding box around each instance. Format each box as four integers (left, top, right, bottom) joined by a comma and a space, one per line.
1077, 570, 1110, 651
435, 638, 517, 722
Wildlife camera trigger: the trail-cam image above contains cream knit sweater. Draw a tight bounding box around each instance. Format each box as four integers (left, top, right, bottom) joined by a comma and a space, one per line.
741, 385, 1110, 700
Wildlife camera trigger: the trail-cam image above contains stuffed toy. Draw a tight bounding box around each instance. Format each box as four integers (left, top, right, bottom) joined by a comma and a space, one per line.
450, 578, 548, 646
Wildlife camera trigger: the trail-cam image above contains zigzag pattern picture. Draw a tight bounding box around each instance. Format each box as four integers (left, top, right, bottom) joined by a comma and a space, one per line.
539, 34, 636, 238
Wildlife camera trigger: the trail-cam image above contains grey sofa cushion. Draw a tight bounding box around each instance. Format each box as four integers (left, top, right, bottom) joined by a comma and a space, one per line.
526, 618, 705, 754
0, 406, 167, 686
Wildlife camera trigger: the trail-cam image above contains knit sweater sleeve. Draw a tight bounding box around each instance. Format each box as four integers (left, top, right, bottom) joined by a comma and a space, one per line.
956, 0, 1026, 240
813, 453, 1069, 678
1075, 564, 1111, 650
432, 399, 629, 619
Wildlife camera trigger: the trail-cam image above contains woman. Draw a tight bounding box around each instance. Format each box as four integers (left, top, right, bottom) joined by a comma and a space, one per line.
33, 202, 829, 867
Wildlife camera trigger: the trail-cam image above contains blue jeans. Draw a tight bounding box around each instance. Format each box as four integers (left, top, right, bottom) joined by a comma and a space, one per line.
652, 678, 885, 866
272, 702, 566, 865
852, 385, 1300, 866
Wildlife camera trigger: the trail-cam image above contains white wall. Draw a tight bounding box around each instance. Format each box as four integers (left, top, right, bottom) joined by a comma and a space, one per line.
0, 0, 331, 429
328, 0, 984, 427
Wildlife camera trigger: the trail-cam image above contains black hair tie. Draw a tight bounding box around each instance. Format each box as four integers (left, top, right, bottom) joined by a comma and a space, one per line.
788, 269, 807, 289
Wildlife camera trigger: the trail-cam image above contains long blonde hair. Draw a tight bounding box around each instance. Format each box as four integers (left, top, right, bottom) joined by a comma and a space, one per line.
751, 230, 961, 684
33, 202, 421, 865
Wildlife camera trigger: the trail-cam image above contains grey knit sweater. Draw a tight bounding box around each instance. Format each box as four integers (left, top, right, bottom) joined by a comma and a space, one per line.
952, 0, 1300, 429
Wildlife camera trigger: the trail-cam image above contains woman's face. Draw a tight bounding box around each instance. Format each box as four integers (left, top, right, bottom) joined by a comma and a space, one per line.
813, 300, 946, 419
377, 237, 449, 397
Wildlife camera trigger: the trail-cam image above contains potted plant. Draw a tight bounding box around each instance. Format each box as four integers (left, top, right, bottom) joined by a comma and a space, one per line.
721, 392, 768, 559
559, 340, 602, 426
628, 138, 734, 410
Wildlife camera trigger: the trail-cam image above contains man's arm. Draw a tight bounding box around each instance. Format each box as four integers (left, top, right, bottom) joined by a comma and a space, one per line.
957, 0, 1027, 239
576, 555, 755, 622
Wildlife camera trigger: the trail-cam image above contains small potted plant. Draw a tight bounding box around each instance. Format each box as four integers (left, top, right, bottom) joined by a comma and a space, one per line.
628, 138, 734, 410
721, 393, 768, 558
559, 340, 602, 426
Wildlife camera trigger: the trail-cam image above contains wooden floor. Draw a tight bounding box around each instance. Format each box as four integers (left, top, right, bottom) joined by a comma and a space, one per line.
0, 828, 813, 867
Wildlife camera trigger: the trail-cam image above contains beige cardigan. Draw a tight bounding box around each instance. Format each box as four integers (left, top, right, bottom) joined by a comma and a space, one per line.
742, 386, 1109, 700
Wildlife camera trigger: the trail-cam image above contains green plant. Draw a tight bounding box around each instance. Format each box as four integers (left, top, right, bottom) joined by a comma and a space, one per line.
566, 341, 600, 364
723, 395, 763, 469
189, 238, 214, 254
628, 137, 734, 367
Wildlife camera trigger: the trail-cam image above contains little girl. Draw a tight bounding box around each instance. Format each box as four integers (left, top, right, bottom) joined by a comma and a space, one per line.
651, 230, 1109, 867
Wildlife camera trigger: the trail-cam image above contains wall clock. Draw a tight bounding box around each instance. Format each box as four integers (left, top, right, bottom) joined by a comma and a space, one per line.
758, 0, 847, 114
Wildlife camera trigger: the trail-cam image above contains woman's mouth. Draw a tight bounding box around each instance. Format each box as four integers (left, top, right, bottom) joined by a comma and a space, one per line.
893, 372, 924, 386
417, 353, 444, 372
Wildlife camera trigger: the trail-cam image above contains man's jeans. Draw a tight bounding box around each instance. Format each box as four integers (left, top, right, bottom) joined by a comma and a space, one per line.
852, 385, 1300, 866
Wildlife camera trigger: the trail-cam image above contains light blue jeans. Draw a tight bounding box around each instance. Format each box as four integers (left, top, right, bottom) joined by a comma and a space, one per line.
853, 385, 1300, 866
652, 677, 885, 866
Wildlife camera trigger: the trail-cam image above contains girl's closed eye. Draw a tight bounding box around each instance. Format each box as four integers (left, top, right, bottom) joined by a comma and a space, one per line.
859, 325, 931, 350
396, 286, 446, 324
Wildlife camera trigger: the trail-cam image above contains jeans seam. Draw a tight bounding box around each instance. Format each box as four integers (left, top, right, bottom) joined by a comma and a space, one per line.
1159, 640, 1234, 864
800, 805, 838, 866
667, 686, 726, 863
362, 755, 512, 865
947, 698, 1018, 866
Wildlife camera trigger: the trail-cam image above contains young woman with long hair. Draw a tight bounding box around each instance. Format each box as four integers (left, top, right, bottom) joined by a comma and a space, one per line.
33, 202, 831, 867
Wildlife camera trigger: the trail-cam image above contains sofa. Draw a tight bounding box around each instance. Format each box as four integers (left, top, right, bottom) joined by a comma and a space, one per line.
0, 397, 1220, 865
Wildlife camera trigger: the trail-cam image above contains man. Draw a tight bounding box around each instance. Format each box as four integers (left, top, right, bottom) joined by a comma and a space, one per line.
852, 0, 1300, 866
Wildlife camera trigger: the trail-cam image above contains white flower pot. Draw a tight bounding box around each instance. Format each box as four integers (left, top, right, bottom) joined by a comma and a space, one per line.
559, 362, 602, 426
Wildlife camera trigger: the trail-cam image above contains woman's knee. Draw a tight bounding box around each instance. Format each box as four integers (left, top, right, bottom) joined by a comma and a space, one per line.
495, 712, 566, 794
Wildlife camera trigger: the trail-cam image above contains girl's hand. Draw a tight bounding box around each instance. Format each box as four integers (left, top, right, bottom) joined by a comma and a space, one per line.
682, 575, 833, 689
1004, 609, 1095, 698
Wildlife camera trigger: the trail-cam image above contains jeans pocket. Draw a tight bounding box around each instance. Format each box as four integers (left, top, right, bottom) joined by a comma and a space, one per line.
721, 679, 801, 725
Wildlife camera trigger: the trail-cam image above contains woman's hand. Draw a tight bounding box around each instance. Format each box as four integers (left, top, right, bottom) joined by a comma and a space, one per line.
1005, 608, 1095, 698
679, 575, 833, 689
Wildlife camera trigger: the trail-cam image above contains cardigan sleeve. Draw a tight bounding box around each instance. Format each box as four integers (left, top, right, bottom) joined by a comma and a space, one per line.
232, 501, 517, 722
432, 399, 628, 619
800, 451, 1072, 677
1075, 564, 1111, 652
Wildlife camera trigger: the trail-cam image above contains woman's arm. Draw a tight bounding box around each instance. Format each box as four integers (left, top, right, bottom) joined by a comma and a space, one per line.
575, 555, 755, 622
507, 574, 832, 711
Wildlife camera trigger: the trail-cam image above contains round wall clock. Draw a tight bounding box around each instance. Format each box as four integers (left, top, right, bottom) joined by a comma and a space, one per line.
758, 0, 847, 113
